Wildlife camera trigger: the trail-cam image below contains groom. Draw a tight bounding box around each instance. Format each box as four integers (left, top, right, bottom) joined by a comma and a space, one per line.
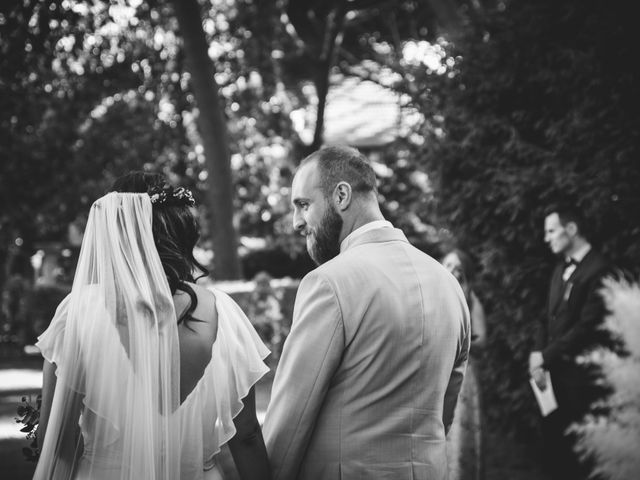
263, 146, 470, 479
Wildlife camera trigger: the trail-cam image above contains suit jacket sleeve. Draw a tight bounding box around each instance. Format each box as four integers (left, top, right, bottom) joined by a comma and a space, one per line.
542, 269, 608, 367
263, 272, 344, 480
535, 266, 561, 352
534, 322, 547, 353
442, 311, 470, 435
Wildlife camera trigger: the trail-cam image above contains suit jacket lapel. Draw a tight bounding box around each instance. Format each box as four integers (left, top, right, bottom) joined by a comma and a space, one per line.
565, 249, 596, 285
548, 264, 565, 315
549, 249, 598, 314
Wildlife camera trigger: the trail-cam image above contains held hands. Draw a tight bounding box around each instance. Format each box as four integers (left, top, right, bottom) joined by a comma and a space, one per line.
528, 351, 547, 390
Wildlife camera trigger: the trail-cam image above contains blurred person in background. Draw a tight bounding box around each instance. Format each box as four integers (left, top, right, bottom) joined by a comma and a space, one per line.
441, 248, 487, 349
529, 203, 611, 480
440, 247, 486, 479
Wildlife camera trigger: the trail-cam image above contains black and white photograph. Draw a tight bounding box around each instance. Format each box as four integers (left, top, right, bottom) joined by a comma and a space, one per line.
1, 1, 638, 479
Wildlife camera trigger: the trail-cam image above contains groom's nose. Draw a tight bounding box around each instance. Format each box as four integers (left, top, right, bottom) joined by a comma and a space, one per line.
293, 210, 305, 233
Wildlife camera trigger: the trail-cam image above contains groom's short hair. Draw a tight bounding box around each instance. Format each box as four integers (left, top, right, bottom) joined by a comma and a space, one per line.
544, 203, 590, 239
301, 146, 378, 199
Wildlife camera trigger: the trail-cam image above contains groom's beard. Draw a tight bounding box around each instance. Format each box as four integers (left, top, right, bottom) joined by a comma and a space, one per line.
307, 203, 343, 266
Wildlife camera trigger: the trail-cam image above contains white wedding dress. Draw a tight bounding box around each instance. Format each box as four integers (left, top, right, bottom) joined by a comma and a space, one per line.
36, 287, 269, 480
176, 288, 270, 479
33, 193, 269, 480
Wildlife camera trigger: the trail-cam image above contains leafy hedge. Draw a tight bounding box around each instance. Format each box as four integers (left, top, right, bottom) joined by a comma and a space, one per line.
572, 278, 640, 479
419, 0, 640, 435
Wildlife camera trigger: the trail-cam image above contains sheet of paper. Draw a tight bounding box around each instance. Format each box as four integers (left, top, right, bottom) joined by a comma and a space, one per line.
529, 371, 558, 417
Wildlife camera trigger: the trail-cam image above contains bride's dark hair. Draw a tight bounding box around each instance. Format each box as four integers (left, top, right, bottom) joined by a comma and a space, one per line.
110, 171, 209, 324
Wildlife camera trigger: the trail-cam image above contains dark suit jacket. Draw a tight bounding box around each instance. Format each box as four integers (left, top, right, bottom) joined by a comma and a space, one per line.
535, 249, 610, 410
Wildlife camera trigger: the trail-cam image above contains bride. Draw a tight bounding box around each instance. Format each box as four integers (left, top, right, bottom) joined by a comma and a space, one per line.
33, 172, 271, 480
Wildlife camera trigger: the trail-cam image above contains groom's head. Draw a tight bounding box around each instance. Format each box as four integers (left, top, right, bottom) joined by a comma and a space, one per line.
291, 146, 378, 265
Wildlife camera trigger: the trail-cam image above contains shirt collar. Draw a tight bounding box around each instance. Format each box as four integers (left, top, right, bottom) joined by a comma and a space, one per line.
567, 243, 591, 264
340, 220, 393, 253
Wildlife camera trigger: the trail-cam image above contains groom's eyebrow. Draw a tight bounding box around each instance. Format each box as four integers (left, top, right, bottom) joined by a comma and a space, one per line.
292, 184, 322, 206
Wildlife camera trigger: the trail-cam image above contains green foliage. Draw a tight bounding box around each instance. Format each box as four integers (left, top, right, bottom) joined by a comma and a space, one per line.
572, 278, 640, 479
0, 0, 191, 276
417, 0, 640, 435
375, 140, 442, 255
15, 394, 41, 462
0, 0, 476, 283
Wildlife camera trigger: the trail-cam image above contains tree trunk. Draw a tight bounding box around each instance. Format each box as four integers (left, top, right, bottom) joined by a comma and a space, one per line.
309, 5, 346, 153
171, 0, 241, 280
310, 59, 330, 152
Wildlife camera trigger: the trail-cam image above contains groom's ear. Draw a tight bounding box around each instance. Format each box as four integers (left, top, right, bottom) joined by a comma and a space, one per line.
333, 182, 352, 211
566, 221, 578, 237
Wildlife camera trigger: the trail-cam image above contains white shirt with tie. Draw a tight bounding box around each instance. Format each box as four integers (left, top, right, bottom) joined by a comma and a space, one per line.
562, 243, 591, 281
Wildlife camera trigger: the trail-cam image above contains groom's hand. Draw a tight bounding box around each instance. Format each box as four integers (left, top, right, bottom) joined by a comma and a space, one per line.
529, 351, 547, 390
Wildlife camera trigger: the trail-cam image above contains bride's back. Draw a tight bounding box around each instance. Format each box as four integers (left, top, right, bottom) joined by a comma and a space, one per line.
35, 177, 271, 480
174, 282, 219, 404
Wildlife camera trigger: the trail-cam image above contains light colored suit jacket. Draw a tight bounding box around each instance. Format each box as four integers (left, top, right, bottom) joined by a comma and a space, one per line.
263, 227, 470, 480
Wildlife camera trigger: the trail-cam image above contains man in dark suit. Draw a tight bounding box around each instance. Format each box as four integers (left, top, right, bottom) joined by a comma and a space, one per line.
529, 204, 610, 480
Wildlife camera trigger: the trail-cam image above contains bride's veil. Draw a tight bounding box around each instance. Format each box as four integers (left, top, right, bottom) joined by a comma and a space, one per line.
34, 192, 181, 479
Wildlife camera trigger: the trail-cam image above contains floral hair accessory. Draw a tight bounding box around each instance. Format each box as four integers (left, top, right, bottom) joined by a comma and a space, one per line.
148, 184, 195, 207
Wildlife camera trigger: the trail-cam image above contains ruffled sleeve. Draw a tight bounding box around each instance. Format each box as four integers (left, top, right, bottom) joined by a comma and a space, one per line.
179, 287, 270, 474
35, 294, 72, 366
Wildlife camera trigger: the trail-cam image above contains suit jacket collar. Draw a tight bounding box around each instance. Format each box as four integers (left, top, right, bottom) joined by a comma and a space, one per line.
341, 226, 409, 253
548, 249, 603, 314
340, 220, 393, 252
566, 243, 591, 264
566, 248, 600, 283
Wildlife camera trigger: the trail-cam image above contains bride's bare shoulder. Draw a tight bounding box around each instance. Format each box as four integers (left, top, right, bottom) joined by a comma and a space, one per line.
184, 282, 218, 322
176, 282, 218, 355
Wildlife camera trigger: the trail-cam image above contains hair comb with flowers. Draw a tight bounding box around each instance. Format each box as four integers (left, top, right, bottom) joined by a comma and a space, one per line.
148, 184, 195, 207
